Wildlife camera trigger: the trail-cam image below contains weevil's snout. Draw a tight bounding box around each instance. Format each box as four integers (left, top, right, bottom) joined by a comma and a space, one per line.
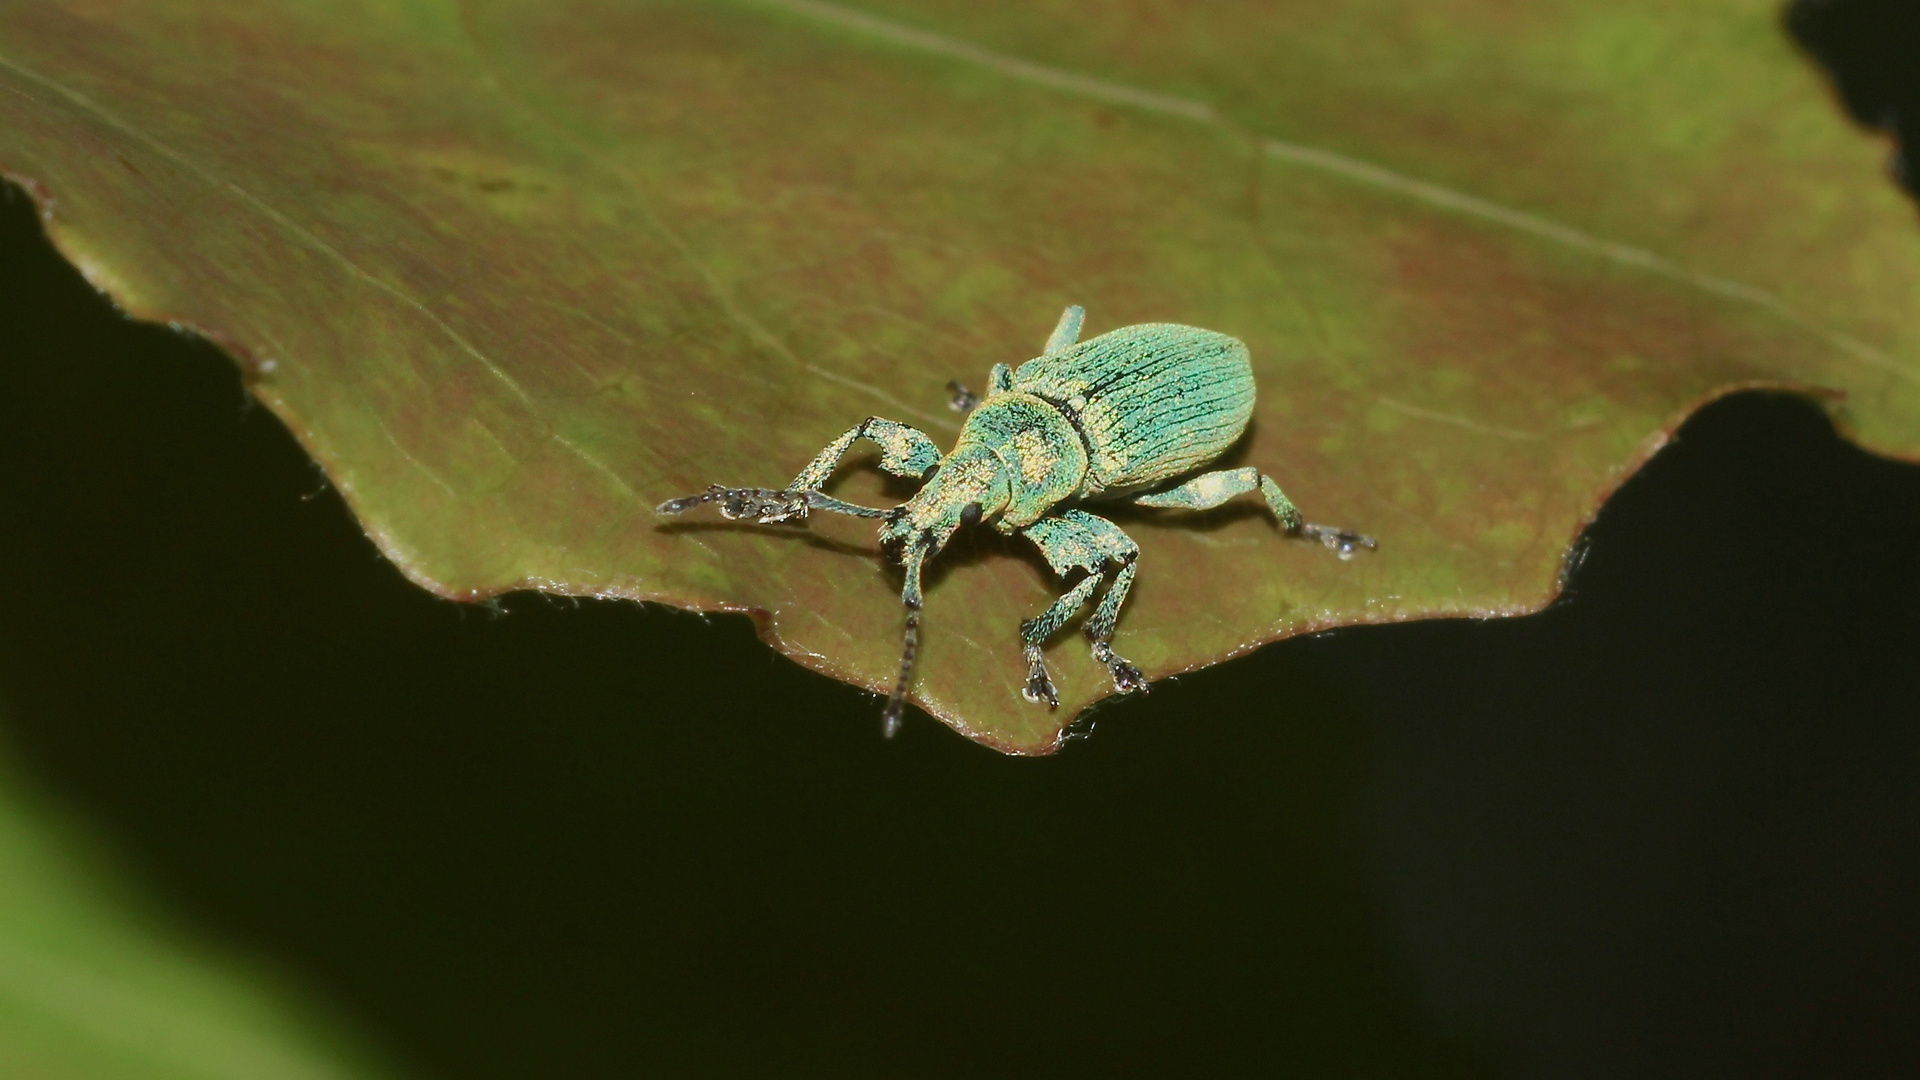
878, 451, 1009, 562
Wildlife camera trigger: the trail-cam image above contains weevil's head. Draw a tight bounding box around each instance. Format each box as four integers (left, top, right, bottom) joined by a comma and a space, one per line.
877, 447, 1012, 567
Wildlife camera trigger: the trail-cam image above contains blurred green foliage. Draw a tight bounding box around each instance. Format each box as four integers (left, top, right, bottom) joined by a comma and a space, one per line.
0, 747, 389, 1080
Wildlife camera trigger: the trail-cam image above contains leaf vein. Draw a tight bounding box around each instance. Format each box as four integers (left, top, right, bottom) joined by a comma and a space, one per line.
737, 0, 1915, 387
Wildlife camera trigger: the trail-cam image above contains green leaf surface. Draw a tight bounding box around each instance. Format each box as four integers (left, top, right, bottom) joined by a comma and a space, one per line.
0, 748, 391, 1080
0, 0, 1913, 753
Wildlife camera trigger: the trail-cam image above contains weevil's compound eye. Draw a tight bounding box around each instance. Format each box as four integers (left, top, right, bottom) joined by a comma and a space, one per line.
921, 462, 940, 482
959, 501, 983, 527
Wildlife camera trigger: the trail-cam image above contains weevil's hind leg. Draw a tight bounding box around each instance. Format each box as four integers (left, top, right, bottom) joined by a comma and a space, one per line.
656, 416, 943, 524
1132, 467, 1377, 559
1134, 466, 1282, 519
1018, 510, 1146, 703
1043, 305, 1085, 355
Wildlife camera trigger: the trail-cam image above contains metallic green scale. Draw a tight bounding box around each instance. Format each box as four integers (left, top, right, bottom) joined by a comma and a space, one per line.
1008, 322, 1255, 499
658, 306, 1374, 741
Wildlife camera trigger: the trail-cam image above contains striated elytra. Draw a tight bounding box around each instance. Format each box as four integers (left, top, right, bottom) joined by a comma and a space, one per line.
657, 306, 1375, 739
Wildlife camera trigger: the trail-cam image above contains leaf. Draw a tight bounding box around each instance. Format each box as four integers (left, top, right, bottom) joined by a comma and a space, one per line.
0, 0, 1913, 753
0, 751, 391, 1080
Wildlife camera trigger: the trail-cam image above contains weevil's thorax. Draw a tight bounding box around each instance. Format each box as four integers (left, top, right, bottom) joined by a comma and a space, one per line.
956, 393, 1090, 529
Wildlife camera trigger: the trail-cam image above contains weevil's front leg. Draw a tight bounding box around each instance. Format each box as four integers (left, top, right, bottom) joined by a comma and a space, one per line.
656, 416, 943, 524
655, 483, 816, 522
1018, 510, 1145, 704
1133, 467, 1377, 559
1044, 305, 1085, 355
786, 416, 943, 492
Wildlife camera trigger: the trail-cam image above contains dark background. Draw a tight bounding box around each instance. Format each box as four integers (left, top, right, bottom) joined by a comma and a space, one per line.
2, 4, 1918, 1075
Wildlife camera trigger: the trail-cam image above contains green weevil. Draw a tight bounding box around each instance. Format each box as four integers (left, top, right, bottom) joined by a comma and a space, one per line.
657, 306, 1375, 737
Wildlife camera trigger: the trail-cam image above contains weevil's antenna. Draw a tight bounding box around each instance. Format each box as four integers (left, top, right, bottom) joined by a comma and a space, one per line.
882, 535, 933, 738
882, 606, 919, 738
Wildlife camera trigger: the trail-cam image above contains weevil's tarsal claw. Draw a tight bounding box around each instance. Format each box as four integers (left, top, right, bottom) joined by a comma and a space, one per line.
654, 484, 727, 516
1092, 641, 1148, 695
1022, 644, 1059, 708
947, 380, 979, 413
1299, 522, 1378, 561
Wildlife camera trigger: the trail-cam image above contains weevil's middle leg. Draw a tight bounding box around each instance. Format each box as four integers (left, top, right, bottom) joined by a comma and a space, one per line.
1132, 466, 1377, 559
1082, 555, 1146, 693
1018, 510, 1147, 702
